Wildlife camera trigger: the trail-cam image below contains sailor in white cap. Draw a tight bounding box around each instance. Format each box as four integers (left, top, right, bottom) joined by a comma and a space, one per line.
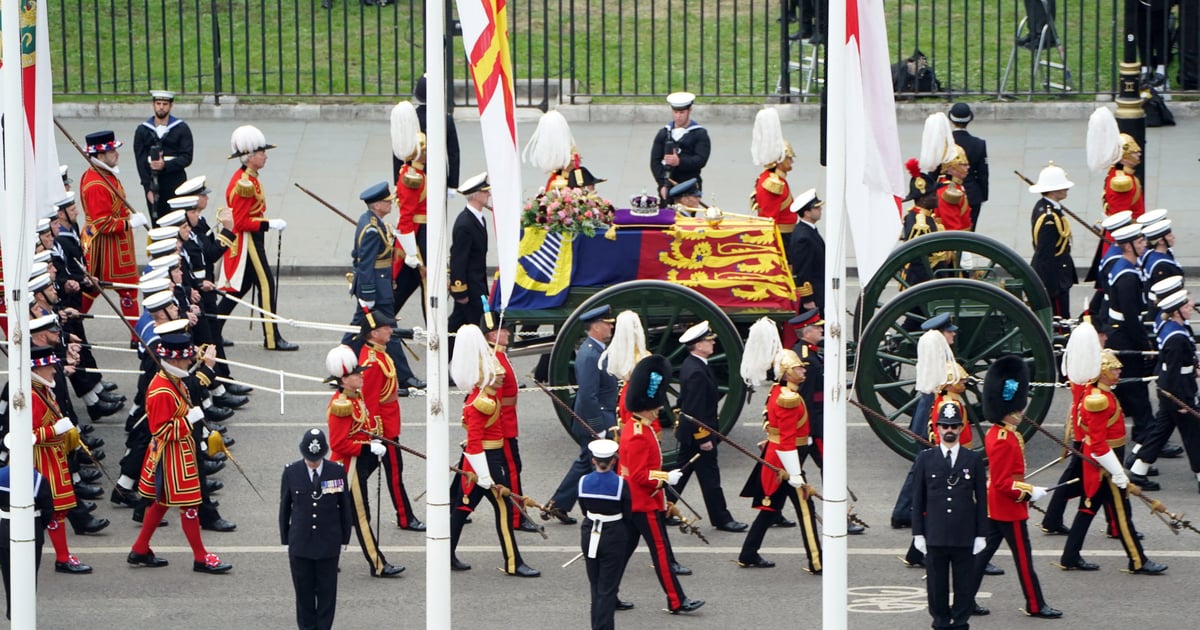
1141, 216, 1181, 286
133, 89, 193, 224
651, 91, 711, 202
1106, 223, 1157, 450
577, 437, 633, 628
1028, 161, 1077, 318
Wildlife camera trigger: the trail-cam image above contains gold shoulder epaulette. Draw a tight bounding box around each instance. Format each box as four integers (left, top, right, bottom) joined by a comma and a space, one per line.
632, 421, 644, 436
1110, 170, 1133, 193
401, 168, 425, 190
762, 172, 786, 195
1084, 388, 1110, 413
800, 345, 810, 359
776, 388, 801, 409
330, 395, 353, 417
472, 393, 497, 416
796, 281, 813, 297
996, 428, 1008, 440
234, 176, 256, 198
941, 183, 964, 205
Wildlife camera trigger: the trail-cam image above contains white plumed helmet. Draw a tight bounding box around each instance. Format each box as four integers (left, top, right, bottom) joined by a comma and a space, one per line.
450, 324, 499, 389
740, 317, 782, 387
751, 108, 788, 168
918, 112, 956, 173
391, 101, 421, 162
325, 345, 361, 380
521, 110, 576, 172
1086, 107, 1122, 172
228, 125, 273, 159
1063, 320, 1102, 385
601, 310, 648, 382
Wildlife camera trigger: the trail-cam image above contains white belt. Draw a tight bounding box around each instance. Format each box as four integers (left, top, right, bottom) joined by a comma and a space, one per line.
1182, 366, 1194, 375
192, 271, 205, 280
1108, 308, 1125, 322
586, 512, 623, 523
585, 512, 622, 558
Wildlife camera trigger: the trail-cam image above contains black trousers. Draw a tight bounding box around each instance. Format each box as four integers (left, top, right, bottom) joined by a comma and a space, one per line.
892, 393, 936, 524
1137, 392, 1200, 471
1061, 450, 1148, 570
1040, 444, 1118, 535
448, 449, 525, 573
972, 519, 1048, 615
581, 520, 630, 630
738, 483, 821, 572
289, 554, 339, 630
346, 452, 391, 575
380, 441, 418, 528
671, 443, 734, 526
925, 545, 975, 629
392, 225, 427, 319
551, 424, 610, 513
624, 510, 687, 610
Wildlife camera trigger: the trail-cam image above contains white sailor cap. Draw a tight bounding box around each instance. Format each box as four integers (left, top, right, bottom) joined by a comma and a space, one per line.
175, 175, 211, 196
59, 164, 72, 184
666, 91, 696, 109
139, 276, 172, 295
1149, 275, 1184, 302
36, 218, 52, 234
1100, 211, 1133, 232
147, 239, 177, 256
680, 321, 717, 345
158, 208, 189, 226
148, 226, 180, 243
1111, 224, 1143, 244
30, 314, 60, 333
29, 273, 52, 292
150, 90, 175, 101
139, 268, 170, 285
32, 250, 52, 265
153, 319, 190, 335
1158, 289, 1189, 313
52, 191, 76, 209
144, 290, 176, 312
1143, 219, 1171, 240
29, 261, 49, 279
587, 438, 620, 460
148, 254, 180, 270
166, 197, 199, 212
1136, 208, 1168, 226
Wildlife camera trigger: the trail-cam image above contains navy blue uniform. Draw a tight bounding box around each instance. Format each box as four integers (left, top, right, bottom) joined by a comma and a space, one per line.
650, 121, 711, 193
1141, 320, 1200, 468
578, 470, 633, 630
1106, 257, 1154, 444
672, 354, 735, 527
279, 459, 354, 630
550, 337, 619, 512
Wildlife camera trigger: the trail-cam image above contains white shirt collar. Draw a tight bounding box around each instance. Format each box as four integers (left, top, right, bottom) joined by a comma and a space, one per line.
940, 443, 960, 465
467, 206, 486, 224
690, 352, 709, 365
800, 218, 818, 229
309, 462, 324, 478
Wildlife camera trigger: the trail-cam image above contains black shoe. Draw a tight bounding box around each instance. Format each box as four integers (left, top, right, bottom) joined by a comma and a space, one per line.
983, 562, 1005, 576
224, 383, 252, 396
222, 339, 236, 348
450, 556, 471, 571
83, 435, 105, 449
101, 381, 119, 392
87, 400, 123, 421
847, 519, 866, 535
203, 460, 226, 475
973, 605, 990, 616
266, 339, 300, 351
616, 598, 634, 611
372, 563, 406, 577
401, 518, 426, 532
1041, 523, 1070, 535
1148, 466, 1159, 477
1162, 442, 1184, 458
193, 553, 233, 574
204, 406, 234, 423
79, 500, 97, 513
99, 391, 126, 405
111, 487, 141, 508
396, 387, 409, 397
556, 512, 578, 525
1059, 558, 1100, 571
206, 479, 224, 493
736, 557, 776, 569
75, 483, 103, 500
715, 520, 749, 533
201, 518, 237, 532
78, 468, 102, 484
508, 563, 541, 577
901, 557, 925, 568
891, 518, 911, 529
79, 423, 96, 436
405, 376, 427, 389
665, 515, 682, 526
1131, 559, 1168, 575
1028, 606, 1063, 618
517, 520, 542, 533
88, 448, 106, 462
669, 598, 705, 614
55, 554, 93, 574
1129, 473, 1160, 491
223, 434, 236, 448
212, 394, 249, 409
771, 516, 797, 528
71, 515, 110, 535
670, 561, 692, 576
127, 550, 169, 568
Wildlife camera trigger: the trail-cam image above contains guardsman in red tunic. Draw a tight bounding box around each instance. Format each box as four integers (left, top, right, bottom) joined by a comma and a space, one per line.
970, 356, 1062, 619
391, 101, 429, 315
216, 124, 296, 351
617, 355, 704, 614
324, 344, 405, 578
480, 309, 533, 532
749, 108, 797, 232
919, 113, 972, 231
357, 310, 423, 532
1058, 349, 1167, 574
79, 130, 147, 335
127, 322, 231, 573
736, 345, 822, 574
29, 345, 93, 574
447, 324, 539, 576
1101, 134, 1145, 221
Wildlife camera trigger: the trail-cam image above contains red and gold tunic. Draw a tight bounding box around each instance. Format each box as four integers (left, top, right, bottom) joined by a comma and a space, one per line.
327, 390, 377, 468
80, 166, 137, 283
359, 342, 401, 439
984, 423, 1032, 522
1079, 383, 1126, 497
139, 372, 202, 506
31, 382, 76, 512
929, 390, 973, 448
757, 382, 808, 504
392, 161, 427, 273
544, 170, 568, 193
934, 175, 972, 231
1102, 166, 1144, 220
617, 414, 666, 513
218, 167, 269, 292
458, 385, 503, 495
752, 168, 795, 229
496, 351, 519, 439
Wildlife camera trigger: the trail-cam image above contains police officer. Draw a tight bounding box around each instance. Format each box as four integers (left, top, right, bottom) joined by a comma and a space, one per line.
280, 428, 354, 630
651, 92, 711, 201
577, 438, 633, 630
948, 103, 989, 230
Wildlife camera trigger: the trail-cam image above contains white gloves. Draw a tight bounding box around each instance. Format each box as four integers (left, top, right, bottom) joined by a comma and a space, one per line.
972, 537, 987, 555
464, 451, 493, 489
369, 440, 386, 458
53, 417, 75, 435
186, 406, 205, 425
1030, 486, 1048, 502
398, 231, 421, 268
404, 254, 423, 269
268, 218, 288, 231
358, 298, 375, 309
1095, 450, 1129, 489
913, 535, 927, 554
128, 213, 149, 229
666, 469, 683, 486
778, 449, 805, 488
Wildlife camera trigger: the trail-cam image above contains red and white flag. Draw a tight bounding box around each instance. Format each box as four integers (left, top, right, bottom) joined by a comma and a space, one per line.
841, 0, 904, 285
456, 0, 520, 309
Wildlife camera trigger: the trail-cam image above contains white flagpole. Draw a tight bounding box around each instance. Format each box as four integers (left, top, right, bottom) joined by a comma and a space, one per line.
3, 0, 38, 627
822, 1, 849, 629
423, 1, 452, 627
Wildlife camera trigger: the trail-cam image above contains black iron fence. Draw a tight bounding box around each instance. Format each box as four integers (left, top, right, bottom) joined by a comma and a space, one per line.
49, 1, 1196, 106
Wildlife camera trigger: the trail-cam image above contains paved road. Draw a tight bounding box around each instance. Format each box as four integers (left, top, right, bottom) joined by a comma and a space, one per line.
14, 275, 1200, 629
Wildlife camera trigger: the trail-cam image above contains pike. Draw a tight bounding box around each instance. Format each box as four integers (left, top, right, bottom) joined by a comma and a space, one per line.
847, 398, 936, 448
1014, 170, 1109, 241
1026, 454, 1066, 480
532, 379, 602, 439
54, 119, 140, 215
661, 483, 709, 545
293, 182, 357, 225
207, 435, 265, 502
1157, 388, 1200, 422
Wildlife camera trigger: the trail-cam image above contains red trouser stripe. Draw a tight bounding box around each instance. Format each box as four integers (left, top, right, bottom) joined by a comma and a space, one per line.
384, 444, 411, 526
641, 512, 682, 610
503, 440, 521, 529
1010, 522, 1039, 613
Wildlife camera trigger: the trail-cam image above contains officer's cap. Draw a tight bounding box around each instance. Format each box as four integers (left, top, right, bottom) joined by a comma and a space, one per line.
458, 172, 490, 196
360, 181, 395, 205
921, 313, 958, 332
789, 188, 822, 214
680, 321, 717, 345
580, 304, 615, 326
788, 309, 824, 329
934, 402, 963, 427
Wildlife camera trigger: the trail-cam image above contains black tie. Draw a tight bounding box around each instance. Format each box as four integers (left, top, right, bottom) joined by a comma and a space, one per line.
311, 469, 321, 494
944, 450, 953, 469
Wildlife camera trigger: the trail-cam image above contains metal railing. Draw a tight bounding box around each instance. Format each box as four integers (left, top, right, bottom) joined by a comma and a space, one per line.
49, 1, 1183, 106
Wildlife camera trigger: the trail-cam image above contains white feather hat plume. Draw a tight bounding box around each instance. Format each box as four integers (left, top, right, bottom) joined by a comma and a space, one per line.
324, 345, 359, 379
1063, 321, 1102, 385
391, 101, 421, 161
740, 318, 782, 386
1086, 106, 1122, 172
230, 125, 266, 156
918, 112, 956, 173
751, 108, 787, 168
601, 310, 648, 381
450, 324, 497, 389
521, 110, 576, 172
916, 329, 955, 394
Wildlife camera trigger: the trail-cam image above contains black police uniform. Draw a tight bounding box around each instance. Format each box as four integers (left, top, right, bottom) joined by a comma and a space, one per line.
133, 116, 193, 223
280, 457, 354, 630
1030, 196, 1077, 318
577, 469, 633, 630
952, 127, 988, 228
672, 353, 737, 528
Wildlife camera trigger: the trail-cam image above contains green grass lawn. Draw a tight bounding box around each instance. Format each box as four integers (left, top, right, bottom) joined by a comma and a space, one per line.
47, 0, 1138, 102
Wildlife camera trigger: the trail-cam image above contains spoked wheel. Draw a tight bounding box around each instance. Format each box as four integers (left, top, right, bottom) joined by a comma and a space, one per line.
853, 279, 1055, 461
854, 231, 1053, 334
548, 280, 746, 467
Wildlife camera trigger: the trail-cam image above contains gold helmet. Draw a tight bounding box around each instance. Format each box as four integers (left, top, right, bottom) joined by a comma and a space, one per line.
943, 145, 969, 170
1099, 348, 1122, 374
774, 349, 808, 376
1119, 133, 1141, 159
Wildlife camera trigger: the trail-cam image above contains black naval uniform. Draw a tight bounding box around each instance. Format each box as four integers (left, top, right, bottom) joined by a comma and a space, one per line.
650, 120, 711, 195
447, 206, 489, 343
1106, 257, 1155, 445
672, 353, 736, 527
184, 215, 237, 382
1030, 196, 1077, 318
794, 341, 824, 468
577, 469, 633, 630
952, 126, 988, 229
1139, 319, 1200, 471
132, 116, 193, 223
279, 459, 354, 630
788, 219, 826, 313
911, 443, 988, 630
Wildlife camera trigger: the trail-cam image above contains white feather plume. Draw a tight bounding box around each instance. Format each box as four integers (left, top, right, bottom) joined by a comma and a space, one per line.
230, 125, 266, 155
521, 110, 575, 172
450, 324, 497, 389
1063, 321, 1102, 385
601, 310, 648, 381
751, 108, 787, 167
741, 318, 782, 386
324, 345, 359, 378
918, 113, 955, 173
1086, 107, 1122, 172
391, 101, 421, 161
915, 330, 955, 394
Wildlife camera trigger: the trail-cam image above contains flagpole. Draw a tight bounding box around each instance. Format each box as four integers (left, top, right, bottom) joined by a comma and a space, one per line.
822, 1, 849, 628
3, 0, 38, 627
423, 0, 453, 627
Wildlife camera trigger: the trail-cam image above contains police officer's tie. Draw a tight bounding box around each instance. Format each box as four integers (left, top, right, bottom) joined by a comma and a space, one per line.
944, 450, 953, 469
311, 468, 321, 494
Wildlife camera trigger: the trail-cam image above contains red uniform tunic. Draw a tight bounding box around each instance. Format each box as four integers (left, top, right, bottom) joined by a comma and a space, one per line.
984, 424, 1032, 522
326, 390, 378, 468
934, 176, 972, 231
218, 167, 269, 291
458, 385, 504, 497
752, 169, 795, 227
929, 390, 973, 448
757, 383, 808, 504
80, 166, 137, 283
392, 161, 427, 276
496, 352, 519, 439
359, 342, 401, 439
544, 170, 568, 193
617, 415, 666, 513
31, 382, 76, 512
1078, 384, 1126, 497
1102, 166, 1144, 220
138, 372, 202, 506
